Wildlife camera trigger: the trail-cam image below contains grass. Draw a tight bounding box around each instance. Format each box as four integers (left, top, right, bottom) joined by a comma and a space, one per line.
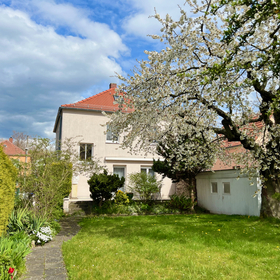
62, 214, 280, 279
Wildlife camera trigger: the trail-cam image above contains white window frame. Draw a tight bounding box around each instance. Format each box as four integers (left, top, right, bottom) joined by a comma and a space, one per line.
223, 182, 231, 194
79, 143, 93, 161
106, 124, 119, 143
113, 166, 126, 192
141, 166, 155, 177
211, 182, 218, 194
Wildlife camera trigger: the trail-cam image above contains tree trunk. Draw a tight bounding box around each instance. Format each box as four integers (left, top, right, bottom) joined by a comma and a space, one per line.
260, 170, 280, 218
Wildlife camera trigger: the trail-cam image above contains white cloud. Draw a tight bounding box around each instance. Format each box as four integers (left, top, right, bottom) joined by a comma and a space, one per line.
122, 0, 188, 38
28, 0, 128, 57
0, 3, 127, 138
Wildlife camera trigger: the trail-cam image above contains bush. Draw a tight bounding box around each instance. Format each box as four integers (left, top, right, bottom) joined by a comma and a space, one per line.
169, 194, 195, 212
114, 190, 130, 206
129, 172, 161, 202
88, 170, 125, 207
0, 146, 17, 236
18, 137, 73, 220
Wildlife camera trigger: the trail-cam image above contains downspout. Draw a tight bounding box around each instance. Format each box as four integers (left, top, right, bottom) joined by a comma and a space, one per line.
58, 109, 63, 151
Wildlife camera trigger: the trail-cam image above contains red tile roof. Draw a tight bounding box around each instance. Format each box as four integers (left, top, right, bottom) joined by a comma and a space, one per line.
0, 139, 25, 156
213, 118, 264, 170
61, 85, 133, 113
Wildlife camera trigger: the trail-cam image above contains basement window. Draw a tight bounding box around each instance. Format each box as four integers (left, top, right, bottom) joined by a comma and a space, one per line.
211, 182, 218, 193
223, 182, 231, 194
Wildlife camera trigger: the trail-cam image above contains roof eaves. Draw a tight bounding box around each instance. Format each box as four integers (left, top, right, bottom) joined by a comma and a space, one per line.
53, 107, 62, 133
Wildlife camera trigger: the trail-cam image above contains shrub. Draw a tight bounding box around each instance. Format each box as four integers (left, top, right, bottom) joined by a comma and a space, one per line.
88, 170, 125, 207
169, 194, 195, 212
114, 190, 130, 206
129, 172, 161, 201
0, 145, 17, 236
17, 137, 73, 220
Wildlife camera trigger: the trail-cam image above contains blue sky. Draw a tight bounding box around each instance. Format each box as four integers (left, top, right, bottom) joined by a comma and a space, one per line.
0, 0, 188, 139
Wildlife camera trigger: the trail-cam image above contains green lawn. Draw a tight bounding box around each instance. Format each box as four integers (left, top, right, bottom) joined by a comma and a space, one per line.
62, 214, 280, 280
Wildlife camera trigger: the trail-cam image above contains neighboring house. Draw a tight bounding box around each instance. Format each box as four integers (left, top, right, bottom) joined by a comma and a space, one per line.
53, 83, 175, 205
0, 137, 30, 163
196, 142, 262, 216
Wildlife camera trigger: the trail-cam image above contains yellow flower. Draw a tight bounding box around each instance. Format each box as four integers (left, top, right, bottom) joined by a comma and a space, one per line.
218, 229, 220, 231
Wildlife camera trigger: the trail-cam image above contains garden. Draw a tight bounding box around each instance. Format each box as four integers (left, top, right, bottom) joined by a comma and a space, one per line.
1, 137, 280, 280
0, 138, 73, 279
63, 214, 280, 280
0, 135, 195, 279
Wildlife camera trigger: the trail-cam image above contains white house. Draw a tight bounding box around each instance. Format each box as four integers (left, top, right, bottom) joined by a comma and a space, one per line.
196, 142, 262, 216
53, 83, 175, 205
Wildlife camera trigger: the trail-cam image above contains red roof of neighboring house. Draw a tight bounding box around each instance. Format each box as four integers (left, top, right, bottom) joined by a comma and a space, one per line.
213, 119, 264, 171
0, 138, 25, 156
61, 83, 133, 113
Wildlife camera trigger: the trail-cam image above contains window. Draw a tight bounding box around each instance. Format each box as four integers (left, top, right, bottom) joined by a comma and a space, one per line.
141, 167, 154, 177
106, 125, 119, 143
113, 166, 125, 191
223, 182, 230, 194
80, 143, 93, 160
211, 182, 218, 193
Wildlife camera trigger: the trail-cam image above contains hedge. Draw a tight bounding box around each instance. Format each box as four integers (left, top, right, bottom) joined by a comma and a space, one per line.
0, 146, 17, 236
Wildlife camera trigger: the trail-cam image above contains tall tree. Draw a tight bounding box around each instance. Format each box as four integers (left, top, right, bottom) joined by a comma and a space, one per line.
110, 0, 280, 217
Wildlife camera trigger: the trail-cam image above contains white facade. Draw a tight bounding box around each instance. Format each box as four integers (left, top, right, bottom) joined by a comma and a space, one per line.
196, 170, 262, 216
54, 107, 175, 200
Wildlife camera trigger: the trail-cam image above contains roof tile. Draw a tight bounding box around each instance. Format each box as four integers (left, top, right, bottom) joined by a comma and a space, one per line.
61, 87, 133, 113
0, 140, 25, 156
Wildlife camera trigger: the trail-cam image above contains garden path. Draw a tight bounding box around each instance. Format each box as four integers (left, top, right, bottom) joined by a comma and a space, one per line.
20, 216, 82, 280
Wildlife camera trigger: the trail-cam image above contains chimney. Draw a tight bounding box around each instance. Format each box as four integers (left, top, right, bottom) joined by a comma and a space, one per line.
9, 137, 13, 143
109, 83, 117, 89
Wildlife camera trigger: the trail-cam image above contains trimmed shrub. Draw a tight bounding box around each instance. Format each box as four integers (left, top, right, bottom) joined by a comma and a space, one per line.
88, 170, 125, 207
0, 146, 17, 236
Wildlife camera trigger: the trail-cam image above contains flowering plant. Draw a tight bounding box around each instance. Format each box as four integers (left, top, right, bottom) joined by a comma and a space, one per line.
8, 267, 16, 279
31, 226, 53, 245
114, 190, 130, 205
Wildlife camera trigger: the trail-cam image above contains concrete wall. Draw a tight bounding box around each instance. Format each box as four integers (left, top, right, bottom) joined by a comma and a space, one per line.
60, 108, 174, 200
196, 170, 262, 216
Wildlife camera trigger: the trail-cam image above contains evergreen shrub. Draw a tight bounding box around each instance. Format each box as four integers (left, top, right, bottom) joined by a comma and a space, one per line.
0, 146, 17, 236
88, 170, 125, 207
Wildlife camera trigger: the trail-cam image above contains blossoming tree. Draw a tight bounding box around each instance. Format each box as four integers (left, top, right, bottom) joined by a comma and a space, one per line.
110, 0, 280, 217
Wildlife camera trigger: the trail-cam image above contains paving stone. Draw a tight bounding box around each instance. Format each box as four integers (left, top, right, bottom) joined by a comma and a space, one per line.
45, 275, 67, 280
20, 216, 82, 280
